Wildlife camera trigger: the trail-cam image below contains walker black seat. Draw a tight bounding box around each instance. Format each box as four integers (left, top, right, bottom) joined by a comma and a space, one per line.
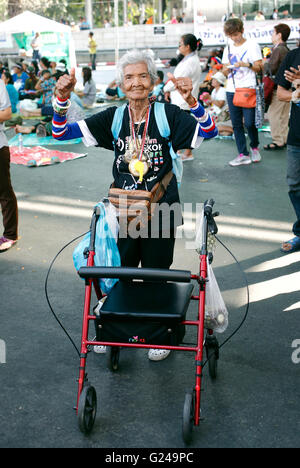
100, 280, 194, 323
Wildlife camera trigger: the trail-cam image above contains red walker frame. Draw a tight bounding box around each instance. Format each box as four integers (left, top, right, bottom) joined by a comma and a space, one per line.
75, 199, 219, 443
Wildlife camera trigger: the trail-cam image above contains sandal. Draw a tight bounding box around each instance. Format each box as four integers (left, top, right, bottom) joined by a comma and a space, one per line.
264, 143, 286, 151
280, 236, 300, 253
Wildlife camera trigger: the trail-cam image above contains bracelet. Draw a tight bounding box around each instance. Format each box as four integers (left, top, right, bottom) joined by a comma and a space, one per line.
291, 90, 300, 104
189, 97, 199, 109
53, 98, 71, 115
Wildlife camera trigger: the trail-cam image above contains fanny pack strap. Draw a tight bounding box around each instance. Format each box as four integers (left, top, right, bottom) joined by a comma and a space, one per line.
151, 171, 173, 203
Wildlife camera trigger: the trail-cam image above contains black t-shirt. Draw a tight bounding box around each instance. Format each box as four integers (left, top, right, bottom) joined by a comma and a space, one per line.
275, 47, 300, 147
84, 103, 198, 206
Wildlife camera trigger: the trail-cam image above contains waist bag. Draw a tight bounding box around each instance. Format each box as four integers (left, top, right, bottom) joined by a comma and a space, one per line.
108, 170, 173, 227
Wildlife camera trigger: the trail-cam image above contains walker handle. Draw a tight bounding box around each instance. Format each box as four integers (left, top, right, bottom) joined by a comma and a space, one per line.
78, 266, 192, 283
204, 199, 215, 216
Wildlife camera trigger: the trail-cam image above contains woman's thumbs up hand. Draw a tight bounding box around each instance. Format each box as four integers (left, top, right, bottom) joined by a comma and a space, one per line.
56, 67, 77, 100
167, 73, 195, 106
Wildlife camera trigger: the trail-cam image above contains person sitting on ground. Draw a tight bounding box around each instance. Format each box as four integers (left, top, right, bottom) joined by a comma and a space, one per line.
39, 57, 51, 75
20, 69, 56, 117
21, 66, 40, 100
105, 79, 126, 100
1, 70, 19, 114
75, 67, 96, 108
205, 71, 234, 137
204, 72, 227, 118
16, 87, 86, 136
56, 60, 69, 76
11, 63, 29, 93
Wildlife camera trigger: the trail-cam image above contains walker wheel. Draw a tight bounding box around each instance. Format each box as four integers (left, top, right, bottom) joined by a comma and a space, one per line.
107, 346, 120, 372
205, 336, 219, 380
78, 385, 97, 435
182, 390, 195, 444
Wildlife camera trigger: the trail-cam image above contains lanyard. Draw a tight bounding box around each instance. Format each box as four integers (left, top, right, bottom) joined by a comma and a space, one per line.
128, 104, 151, 161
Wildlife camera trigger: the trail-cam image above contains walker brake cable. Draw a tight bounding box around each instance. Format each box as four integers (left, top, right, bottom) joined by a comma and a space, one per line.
45, 231, 89, 358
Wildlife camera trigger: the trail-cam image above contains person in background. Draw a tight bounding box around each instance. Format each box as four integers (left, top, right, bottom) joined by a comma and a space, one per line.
276, 49, 300, 253
31, 32, 41, 63
105, 79, 126, 100
204, 72, 226, 118
39, 57, 51, 75
0, 60, 6, 74
151, 70, 165, 101
20, 66, 40, 100
263, 23, 291, 151
11, 63, 29, 93
164, 33, 202, 162
88, 32, 97, 71
1, 70, 19, 113
75, 67, 96, 108
55, 60, 68, 76
222, 18, 263, 167
204, 71, 233, 137
254, 11, 265, 21
0, 79, 18, 252
20, 69, 55, 117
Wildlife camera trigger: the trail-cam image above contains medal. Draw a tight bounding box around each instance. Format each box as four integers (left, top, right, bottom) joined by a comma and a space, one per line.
129, 159, 149, 182
124, 150, 134, 163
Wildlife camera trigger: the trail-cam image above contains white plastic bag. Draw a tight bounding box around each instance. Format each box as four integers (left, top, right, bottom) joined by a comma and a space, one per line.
104, 202, 119, 242
19, 99, 38, 111
205, 259, 229, 333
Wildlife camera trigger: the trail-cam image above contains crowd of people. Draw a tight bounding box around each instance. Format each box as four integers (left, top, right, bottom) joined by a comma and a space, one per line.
0, 19, 300, 363
0, 55, 97, 125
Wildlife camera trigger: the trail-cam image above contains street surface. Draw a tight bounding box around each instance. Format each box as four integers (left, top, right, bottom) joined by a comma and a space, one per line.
0, 85, 299, 448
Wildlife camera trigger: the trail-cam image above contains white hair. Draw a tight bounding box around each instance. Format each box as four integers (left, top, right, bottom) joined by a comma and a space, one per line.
115, 49, 158, 86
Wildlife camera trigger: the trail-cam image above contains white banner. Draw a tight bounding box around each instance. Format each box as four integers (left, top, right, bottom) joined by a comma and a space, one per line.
194, 20, 300, 46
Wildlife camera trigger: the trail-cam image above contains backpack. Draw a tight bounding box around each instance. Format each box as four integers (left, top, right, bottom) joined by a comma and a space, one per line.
111, 102, 183, 187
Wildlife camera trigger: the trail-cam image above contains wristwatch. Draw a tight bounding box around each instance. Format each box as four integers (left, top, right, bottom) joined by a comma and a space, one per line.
248, 62, 253, 69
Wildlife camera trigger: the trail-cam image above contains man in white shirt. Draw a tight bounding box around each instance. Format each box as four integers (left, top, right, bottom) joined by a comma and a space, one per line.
31, 32, 41, 62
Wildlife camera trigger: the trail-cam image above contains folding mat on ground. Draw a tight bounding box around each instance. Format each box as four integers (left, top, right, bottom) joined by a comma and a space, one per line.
8, 134, 82, 146
10, 146, 87, 167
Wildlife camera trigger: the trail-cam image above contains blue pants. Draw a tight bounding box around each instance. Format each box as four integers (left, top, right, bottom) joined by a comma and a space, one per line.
287, 144, 300, 237
226, 92, 259, 156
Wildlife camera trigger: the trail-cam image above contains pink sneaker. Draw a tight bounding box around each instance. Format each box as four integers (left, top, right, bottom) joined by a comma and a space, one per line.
0, 237, 17, 252
229, 154, 252, 167
250, 147, 262, 163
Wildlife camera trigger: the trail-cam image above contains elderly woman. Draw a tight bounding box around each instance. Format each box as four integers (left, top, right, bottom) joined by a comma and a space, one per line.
52, 49, 217, 361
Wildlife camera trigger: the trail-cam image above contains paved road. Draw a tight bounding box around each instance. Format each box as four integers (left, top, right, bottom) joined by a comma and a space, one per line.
0, 109, 299, 448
